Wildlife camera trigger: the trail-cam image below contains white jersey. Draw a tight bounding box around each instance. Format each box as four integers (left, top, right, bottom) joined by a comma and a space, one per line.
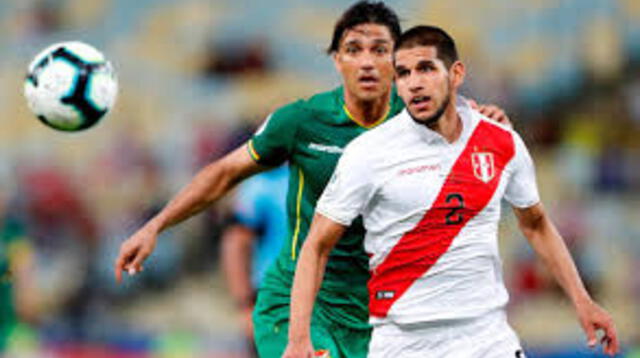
316, 99, 540, 326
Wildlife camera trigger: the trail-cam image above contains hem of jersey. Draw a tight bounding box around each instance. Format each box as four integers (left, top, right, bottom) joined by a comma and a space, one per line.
509, 198, 540, 209
315, 207, 353, 227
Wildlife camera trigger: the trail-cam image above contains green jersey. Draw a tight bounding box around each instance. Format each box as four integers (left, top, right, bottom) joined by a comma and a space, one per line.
0, 215, 27, 351
248, 86, 404, 330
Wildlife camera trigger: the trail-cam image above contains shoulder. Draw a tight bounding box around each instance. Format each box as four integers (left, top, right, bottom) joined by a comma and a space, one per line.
474, 112, 521, 145
264, 88, 339, 129
343, 112, 407, 158
275, 88, 339, 117
473, 113, 529, 162
475, 111, 513, 134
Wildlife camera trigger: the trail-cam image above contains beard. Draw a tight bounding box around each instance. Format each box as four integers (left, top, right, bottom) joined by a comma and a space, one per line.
409, 93, 450, 128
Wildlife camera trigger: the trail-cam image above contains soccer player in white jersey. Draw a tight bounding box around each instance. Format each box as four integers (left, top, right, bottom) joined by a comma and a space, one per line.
284, 26, 619, 357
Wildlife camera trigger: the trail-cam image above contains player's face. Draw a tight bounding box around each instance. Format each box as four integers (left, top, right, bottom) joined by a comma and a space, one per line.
333, 24, 394, 102
394, 46, 464, 126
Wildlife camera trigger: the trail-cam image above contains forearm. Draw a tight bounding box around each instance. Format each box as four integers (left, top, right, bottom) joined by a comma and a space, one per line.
150, 165, 234, 231
521, 211, 591, 306
288, 239, 330, 343
149, 146, 261, 234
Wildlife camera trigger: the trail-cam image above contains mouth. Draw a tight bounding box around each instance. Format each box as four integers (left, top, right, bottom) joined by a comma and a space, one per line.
410, 95, 432, 109
358, 75, 379, 88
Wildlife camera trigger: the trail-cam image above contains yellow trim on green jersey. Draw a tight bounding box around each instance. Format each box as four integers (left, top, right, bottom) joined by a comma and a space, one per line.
291, 168, 305, 260
342, 104, 391, 129
7, 239, 31, 266
247, 140, 261, 162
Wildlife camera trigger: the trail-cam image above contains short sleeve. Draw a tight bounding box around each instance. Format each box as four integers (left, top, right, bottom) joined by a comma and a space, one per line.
247, 102, 301, 166
504, 133, 540, 208
316, 143, 375, 226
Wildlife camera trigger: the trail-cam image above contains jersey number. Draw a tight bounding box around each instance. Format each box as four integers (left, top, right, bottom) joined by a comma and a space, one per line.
445, 193, 465, 225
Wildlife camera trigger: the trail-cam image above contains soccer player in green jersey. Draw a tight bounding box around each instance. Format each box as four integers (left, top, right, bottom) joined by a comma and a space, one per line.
115, 2, 509, 357
0, 197, 37, 353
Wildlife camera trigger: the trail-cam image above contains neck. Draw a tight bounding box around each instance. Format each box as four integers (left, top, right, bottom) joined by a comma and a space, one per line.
343, 89, 390, 126
428, 96, 461, 143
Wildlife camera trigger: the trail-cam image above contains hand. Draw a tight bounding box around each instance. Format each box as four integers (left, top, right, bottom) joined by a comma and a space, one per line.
281, 338, 314, 358
576, 300, 619, 356
114, 224, 158, 283
467, 99, 512, 128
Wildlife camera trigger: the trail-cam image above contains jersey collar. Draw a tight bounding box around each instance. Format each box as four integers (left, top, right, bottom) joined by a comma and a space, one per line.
342, 103, 390, 129
335, 86, 399, 129
402, 95, 478, 145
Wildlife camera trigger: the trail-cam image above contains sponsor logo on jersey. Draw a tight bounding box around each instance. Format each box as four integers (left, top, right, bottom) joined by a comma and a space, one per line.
398, 164, 441, 176
472, 152, 495, 183
375, 290, 395, 300
309, 143, 344, 154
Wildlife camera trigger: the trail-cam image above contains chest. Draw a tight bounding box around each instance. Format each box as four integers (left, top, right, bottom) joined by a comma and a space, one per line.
373, 141, 512, 218
292, 121, 367, 196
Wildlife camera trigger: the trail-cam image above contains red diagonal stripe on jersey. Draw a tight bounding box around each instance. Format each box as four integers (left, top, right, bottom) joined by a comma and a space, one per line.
368, 120, 515, 318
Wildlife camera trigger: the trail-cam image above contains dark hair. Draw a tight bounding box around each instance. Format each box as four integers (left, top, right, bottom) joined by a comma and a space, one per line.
327, 1, 401, 54
395, 25, 458, 68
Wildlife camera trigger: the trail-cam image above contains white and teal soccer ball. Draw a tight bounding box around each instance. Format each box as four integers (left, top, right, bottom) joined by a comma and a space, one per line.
24, 41, 118, 132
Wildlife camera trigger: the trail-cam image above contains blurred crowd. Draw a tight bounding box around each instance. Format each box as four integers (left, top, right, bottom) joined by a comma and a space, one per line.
1, 0, 640, 357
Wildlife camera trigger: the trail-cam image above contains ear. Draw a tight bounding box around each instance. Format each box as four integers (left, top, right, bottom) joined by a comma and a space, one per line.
332, 52, 342, 74
449, 61, 466, 89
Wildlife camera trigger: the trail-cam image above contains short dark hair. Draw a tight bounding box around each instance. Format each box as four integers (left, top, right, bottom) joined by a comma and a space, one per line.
395, 25, 458, 68
327, 1, 401, 54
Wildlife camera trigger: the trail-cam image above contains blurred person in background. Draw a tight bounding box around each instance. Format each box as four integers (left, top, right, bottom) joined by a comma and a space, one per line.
18, 164, 100, 344
115, 1, 510, 357
0, 186, 39, 353
222, 164, 289, 357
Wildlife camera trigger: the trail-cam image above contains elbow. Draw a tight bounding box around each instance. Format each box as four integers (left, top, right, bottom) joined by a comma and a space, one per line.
202, 163, 236, 203
301, 235, 331, 261
518, 208, 548, 241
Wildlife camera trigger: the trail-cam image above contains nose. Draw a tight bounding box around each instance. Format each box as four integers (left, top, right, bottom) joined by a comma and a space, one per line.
360, 52, 375, 71
408, 73, 423, 93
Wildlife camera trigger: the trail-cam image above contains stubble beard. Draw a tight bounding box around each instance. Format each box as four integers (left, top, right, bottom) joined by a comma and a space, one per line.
409, 92, 451, 129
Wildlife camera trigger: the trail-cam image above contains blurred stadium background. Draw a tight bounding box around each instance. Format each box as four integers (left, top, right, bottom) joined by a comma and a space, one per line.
1, 0, 639, 357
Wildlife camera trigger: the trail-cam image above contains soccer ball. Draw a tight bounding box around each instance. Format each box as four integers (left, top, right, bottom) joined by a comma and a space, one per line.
24, 41, 118, 131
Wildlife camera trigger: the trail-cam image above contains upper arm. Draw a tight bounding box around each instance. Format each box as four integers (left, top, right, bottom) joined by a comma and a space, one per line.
221, 224, 256, 246
220, 144, 270, 185
247, 103, 300, 166
305, 213, 348, 255
504, 133, 540, 209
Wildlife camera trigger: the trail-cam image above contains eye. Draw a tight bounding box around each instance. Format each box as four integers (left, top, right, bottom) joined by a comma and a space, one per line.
417, 62, 437, 73
344, 46, 360, 54
396, 68, 409, 78
373, 46, 389, 55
